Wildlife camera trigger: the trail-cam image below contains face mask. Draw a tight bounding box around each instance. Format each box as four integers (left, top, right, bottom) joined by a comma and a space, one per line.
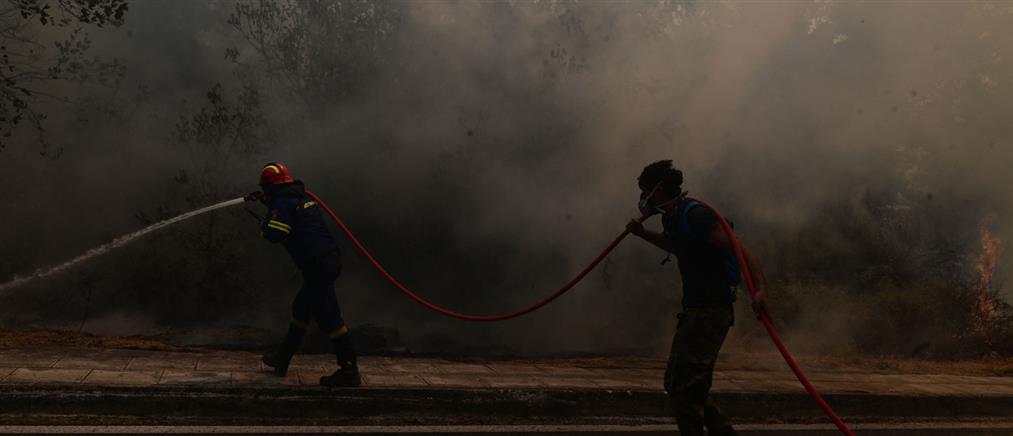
638, 182, 663, 217
638, 182, 683, 217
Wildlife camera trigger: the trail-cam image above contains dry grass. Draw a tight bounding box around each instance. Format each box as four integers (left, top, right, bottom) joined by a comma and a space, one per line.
0, 329, 179, 350
503, 352, 1013, 377
719, 351, 1013, 377
2, 329, 1012, 377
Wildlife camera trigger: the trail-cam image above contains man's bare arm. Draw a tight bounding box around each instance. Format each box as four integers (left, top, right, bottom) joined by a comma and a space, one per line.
627, 219, 675, 253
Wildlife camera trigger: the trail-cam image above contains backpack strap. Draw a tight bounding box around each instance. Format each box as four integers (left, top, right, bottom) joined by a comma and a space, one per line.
683, 200, 742, 292
680, 200, 702, 240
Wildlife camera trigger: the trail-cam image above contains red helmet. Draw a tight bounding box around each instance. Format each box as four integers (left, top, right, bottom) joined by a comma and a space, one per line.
260, 162, 295, 186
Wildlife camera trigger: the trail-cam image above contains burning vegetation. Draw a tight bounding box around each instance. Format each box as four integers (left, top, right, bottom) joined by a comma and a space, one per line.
972, 213, 1004, 339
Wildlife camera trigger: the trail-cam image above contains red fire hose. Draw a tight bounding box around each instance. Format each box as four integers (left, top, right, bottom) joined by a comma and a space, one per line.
305, 191, 854, 435
687, 196, 856, 436
306, 191, 635, 321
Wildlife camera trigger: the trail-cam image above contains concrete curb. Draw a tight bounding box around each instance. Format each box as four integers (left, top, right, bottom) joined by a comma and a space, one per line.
1, 383, 1010, 421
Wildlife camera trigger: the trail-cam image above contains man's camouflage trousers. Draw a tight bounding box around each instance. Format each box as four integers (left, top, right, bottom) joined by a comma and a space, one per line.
664, 305, 736, 436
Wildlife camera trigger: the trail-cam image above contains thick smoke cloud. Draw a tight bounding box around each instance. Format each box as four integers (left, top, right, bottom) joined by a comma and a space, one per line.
1, 1, 1010, 356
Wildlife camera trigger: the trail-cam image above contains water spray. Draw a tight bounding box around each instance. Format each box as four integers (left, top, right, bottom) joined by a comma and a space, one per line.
0, 197, 248, 294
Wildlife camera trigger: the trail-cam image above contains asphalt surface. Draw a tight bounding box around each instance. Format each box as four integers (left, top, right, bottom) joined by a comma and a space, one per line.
2, 346, 1012, 434
0, 423, 1011, 435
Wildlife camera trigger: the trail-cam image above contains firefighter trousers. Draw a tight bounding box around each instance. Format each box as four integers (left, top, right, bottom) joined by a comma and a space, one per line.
278, 251, 355, 367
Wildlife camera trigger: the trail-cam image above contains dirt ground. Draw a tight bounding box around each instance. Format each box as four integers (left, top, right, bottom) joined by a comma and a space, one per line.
2, 329, 1012, 377
507, 352, 1013, 377
0, 330, 179, 351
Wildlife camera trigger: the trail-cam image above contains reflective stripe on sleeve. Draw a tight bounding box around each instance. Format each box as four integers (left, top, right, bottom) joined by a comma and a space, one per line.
267, 220, 291, 233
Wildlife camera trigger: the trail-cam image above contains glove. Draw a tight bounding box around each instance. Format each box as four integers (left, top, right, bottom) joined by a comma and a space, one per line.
244, 191, 265, 203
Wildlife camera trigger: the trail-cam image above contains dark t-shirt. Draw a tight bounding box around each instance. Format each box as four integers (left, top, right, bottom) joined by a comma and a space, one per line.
662, 201, 737, 308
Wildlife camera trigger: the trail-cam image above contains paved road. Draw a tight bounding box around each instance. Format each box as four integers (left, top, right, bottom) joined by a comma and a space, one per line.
0, 423, 1011, 435
4, 347, 1013, 398
3, 347, 1012, 432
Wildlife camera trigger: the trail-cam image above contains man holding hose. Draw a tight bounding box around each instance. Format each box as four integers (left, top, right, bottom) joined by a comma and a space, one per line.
248, 162, 360, 387
626, 160, 769, 436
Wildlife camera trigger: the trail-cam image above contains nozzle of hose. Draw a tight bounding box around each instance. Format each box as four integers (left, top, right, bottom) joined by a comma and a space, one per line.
244, 191, 264, 203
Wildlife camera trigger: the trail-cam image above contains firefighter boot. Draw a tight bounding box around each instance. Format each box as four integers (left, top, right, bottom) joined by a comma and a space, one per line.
319, 362, 361, 387
704, 400, 738, 436
263, 322, 307, 377
320, 331, 360, 387
262, 350, 293, 377
675, 418, 705, 436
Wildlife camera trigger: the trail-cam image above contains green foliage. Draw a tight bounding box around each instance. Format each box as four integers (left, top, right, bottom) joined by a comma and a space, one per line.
174, 83, 269, 201
0, 0, 128, 154
227, 0, 401, 107
15, 0, 127, 27
772, 279, 1010, 357
763, 188, 1008, 357
124, 83, 275, 323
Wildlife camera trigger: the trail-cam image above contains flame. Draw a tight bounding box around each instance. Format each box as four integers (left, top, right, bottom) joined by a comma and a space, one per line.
973, 213, 1003, 335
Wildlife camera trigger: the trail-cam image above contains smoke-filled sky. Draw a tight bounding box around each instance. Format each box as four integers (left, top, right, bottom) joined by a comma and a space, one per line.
1, 1, 1011, 356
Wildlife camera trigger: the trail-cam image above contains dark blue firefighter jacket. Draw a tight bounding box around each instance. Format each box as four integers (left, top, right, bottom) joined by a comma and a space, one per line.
261, 180, 341, 271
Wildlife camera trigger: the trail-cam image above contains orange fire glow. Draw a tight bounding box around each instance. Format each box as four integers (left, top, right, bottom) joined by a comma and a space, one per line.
973, 213, 1003, 335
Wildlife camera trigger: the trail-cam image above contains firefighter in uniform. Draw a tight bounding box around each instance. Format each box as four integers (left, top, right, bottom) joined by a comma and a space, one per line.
626, 160, 770, 436
250, 162, 360, 387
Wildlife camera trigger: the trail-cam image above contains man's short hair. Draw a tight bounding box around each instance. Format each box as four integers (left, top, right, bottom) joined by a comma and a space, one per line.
638, 160, 683, 195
